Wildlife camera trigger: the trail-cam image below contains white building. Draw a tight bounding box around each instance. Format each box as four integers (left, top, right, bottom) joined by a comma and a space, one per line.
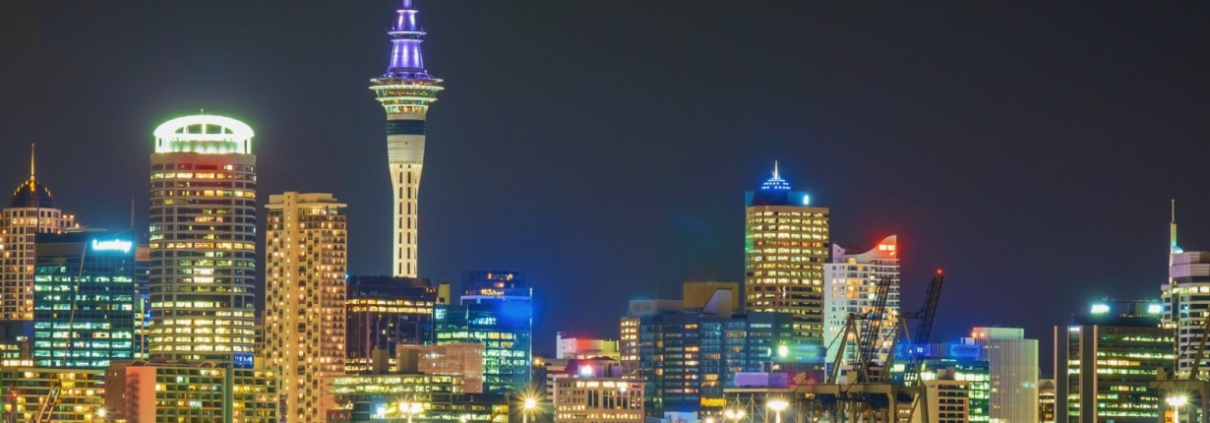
823, 235, 900, 368
914, 377, 971, 423
553, 377, 644, 423
964, 327, 1037, 423
265, 192, 349, 423
1162, 211, 1210, 377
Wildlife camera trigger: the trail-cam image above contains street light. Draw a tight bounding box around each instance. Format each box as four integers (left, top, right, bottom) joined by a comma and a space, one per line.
398, 400, 424, 423
1168, 395, 1188, 423
523, 396, 538, 423
767, 399, 789, 423
725, 408, 746, 423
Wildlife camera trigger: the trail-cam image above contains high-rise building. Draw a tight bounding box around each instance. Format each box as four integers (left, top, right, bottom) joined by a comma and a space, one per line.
916, 376, 972, 423
744, 163, 829, 351
619, 300, 682, 381
32, 233, 137, 369
103, 360, 278, 423
823, 235, 900, 369
434, 299, 533, 394
1038, 379, 1055, 423
0, 146, 79, 337
1161, 210, 1210, 377
1, 367, 105, 423
965, 327, 1038, 423
1054, 300, 1171, 423
890, 343, 992, 422
133, 244, 151, 358
265, 192, 349, 423
148, 114, 258, 364
370, 0, 444, 278
346, 275, 437, 373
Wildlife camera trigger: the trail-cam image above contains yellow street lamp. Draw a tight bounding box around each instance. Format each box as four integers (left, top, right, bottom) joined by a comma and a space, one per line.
767, 399, 789, 423
522, 396, 538, 423
725, 408, 746, 423
1168, 395, 1188, 423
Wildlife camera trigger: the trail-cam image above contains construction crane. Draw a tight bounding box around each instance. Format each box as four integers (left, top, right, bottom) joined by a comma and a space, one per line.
899, 270, 945, 388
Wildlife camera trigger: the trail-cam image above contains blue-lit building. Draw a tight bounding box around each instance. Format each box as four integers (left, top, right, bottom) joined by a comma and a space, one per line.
433, 271, 532, 395
32, 232, 137, 368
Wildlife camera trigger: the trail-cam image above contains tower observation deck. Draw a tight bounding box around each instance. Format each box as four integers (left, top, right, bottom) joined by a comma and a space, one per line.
370, 0, 444, 278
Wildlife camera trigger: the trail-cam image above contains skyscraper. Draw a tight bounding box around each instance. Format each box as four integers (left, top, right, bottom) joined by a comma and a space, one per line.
32, 232, 138, 369
744, 162, 830, 350
434, 271, 533, 395
265, 192, 349, 423
0, 146, 79, 337
965, 327, 1039, 423
345, 275, 437, 373
1161, 206, 1210, 377
148, 114, 258, 364
370, 0, 444, 278
823, 235, 900, 368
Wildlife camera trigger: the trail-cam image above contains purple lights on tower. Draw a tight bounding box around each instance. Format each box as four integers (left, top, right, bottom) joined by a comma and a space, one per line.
387, 0, 430, 80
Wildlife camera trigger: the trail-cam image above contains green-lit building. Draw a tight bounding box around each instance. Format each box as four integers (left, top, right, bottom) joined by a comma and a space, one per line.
32, 232, 137, 368
891, 343, 991, 422
1055, 300, 1172, 423
328, 373, 508, 423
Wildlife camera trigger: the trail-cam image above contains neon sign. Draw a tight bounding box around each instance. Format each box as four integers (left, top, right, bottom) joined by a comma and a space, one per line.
91, 239, 133, 253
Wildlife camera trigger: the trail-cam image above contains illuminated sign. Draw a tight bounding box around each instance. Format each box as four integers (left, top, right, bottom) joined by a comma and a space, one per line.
91, 239, 133, 253
233, 353, 254, 369
700, 397, 726, 408
1148, 304, 1163, 314
1091, 304, 1110, 314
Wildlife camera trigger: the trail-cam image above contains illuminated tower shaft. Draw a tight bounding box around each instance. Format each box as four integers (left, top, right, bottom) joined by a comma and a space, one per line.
371, 0, 443, 277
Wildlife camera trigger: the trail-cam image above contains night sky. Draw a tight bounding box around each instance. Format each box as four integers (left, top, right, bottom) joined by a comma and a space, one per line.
4, 1, 1210, 376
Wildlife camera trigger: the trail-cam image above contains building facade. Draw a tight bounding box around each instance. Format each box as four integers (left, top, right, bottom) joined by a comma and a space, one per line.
1162, 247, 1210, 377
346, 275, 437, 373
103, 361, 278, 423
148, 115, 258, 364
553, 377, 644, 423
1054, 300, 1171, 423
823, 235, 900, 369
0, 146, 79, 336
556, 332, 620, 360
398, 343, 486, 394
32, 233, 137, 369
965, 327, 1038, 423
328, 373, 509, 423
0, 368, 105, 423
744, 163, 830, 351
265, 192, 349, 423
434, 299, 533, 395
370, 0, 444, 278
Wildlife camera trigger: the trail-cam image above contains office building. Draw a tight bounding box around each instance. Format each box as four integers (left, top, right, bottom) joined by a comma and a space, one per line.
32, 233, 137, 369
327, 357, 509, 423
148, 114, 258, 364
434, 299, 533, 395
399, 343, 486, 393
683, 281, 740, 311
103, 360, 278, 423
556, 332, 619, 360
888, 342, 991, 422
347, 275, 437, 373
823, 235, 900, 369
553, 377, 643, 423
0, 146, 79, 337
370, 0, 444, 278
619, 300, 683, 381
1039, 379, 1055, 423
1162, 212, 1210, 377
1054, 300, 1171, 423
916, 375, 971, 423
965, 327, 1038, 423
134, 244, 151, 358
744, 163, 830, 348
265, 192, 349, 423
0, 368, 105, 423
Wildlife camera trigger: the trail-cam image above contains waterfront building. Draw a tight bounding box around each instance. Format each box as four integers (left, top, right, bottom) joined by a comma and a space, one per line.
964, 327, 1038, 423
265, 192, 349, 423
147, 114, 258, 364
103, 360, 277, 423
1054, 300, 1171, 423
347, 275, 437, 373
370, 0, 445, 278
32, 233, 137, 369
823, 235, 900, 368
0, 146, 79, 337
743, 163, 829, 350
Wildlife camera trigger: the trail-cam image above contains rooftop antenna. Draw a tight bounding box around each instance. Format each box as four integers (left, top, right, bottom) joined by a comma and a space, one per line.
772, 160, 780, 179
29, 143, 35, 181
1172, 199, 1179, 255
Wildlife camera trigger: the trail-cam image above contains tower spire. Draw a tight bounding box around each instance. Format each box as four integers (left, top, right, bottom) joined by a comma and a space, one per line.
1172, 199, 1180, 254
29, 144, 35, 181
773, 160, 780, 179
386, 0, 430, 79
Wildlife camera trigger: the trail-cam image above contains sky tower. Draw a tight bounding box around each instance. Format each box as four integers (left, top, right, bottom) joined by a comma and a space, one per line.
371, 0, 444, 277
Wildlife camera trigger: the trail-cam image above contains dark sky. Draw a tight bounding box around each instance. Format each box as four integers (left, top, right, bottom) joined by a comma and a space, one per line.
4, 1, 1210, 376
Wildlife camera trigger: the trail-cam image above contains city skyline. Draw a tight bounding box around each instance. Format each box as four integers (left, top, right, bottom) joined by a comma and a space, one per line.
4, 0, 1210, 370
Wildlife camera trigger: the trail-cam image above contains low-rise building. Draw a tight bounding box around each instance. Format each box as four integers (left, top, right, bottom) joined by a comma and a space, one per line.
553, 378, 643, 423
398, 343, 486, 394
0, 368, 105, 423
102, 360, 278, 423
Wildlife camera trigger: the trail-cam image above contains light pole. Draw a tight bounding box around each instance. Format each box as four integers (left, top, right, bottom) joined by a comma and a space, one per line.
398, 400, 424, 423
767, 399, 789, 423
1168, 395, 1188, 423
523, 397, 537, 423
725, 408, 746, 423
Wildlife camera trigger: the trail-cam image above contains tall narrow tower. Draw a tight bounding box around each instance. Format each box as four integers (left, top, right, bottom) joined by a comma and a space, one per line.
370, 0, 443, 277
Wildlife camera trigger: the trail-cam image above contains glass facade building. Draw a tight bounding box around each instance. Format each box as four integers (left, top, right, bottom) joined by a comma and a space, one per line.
1055, 300, 1172, 423
32, 232, 137, 369
965, 327, 1039, 423
744, 164, 830, 352
433, 300, 532, 395
346, 275, 437, 373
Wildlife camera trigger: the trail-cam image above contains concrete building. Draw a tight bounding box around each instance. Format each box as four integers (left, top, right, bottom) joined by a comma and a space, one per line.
32, 233, 138, 369
916, 375, 972, 423
556, 332, 619, 360
744, 163, 830, 349
619, 300, 682, 380
553, 377, 644, 423
103, 360, 278, 423
0, 145, 79, 337
823, 235, 900, 369
0, 368, 105, 423
346, 275, 437, 373
398, 343, 486, 394
1038, 379, 1055, 423
327, 357, 508, 423
965, 327, 1038, 423
148, 115, 258, 364
265, 192, 349, 423
1054, 300, 1171, 423
369, 0, 444, 278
